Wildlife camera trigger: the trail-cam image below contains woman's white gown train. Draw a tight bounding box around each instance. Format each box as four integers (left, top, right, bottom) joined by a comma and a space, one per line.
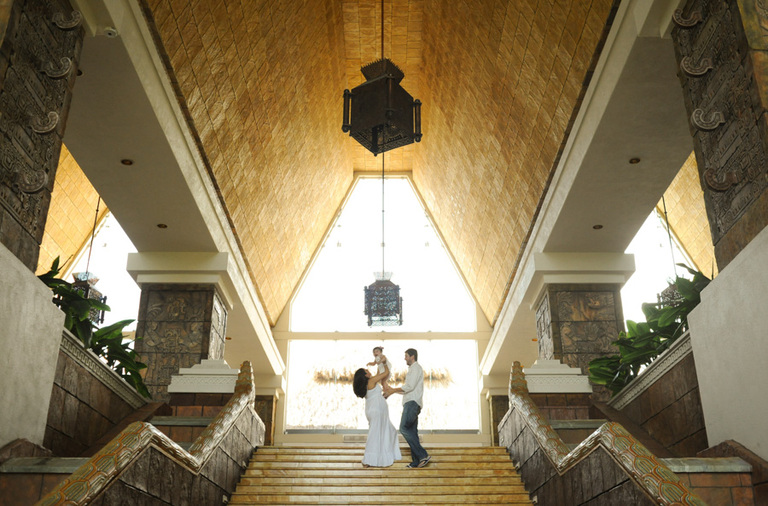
362, 384, 401, 467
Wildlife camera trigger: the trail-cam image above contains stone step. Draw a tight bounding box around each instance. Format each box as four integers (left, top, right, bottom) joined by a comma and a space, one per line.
234, 484, 527, 494
243, 468, 522, 479
246, 461, 516, 471
255, 446, 508, 455
232, 445, 532, 505
150, 416, 214, 426
251, 453, 511, 463
237, 476, 523, 486
0, 457, 88, 474
228, 493, 532, 504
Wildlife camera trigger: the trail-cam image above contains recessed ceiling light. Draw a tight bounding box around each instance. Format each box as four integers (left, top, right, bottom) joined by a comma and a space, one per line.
629, 157, 641, 164
593, 224, 603, 230
121, 159, 134, 165
156, 223, 168, 229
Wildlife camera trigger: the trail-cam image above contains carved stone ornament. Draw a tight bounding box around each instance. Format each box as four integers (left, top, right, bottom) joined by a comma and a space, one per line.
14, 161, 48, 193
680, 56, 713, 77
703, 167, 740, 191
42, 57, 73, 79
673, 8, 703, 28
30, 111, 59, 134
52, 10, 83, 30
691, 108, 725, 131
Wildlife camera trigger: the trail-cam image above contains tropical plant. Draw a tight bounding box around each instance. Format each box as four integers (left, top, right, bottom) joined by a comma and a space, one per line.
588, 264, 710, 395
39, 257, 150, 398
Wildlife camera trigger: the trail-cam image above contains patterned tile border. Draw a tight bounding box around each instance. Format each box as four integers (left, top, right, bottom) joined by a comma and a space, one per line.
504, 361, 707, 506
60, 330, 147, 409
608, 331, 693, 411
36, 361, 264, 505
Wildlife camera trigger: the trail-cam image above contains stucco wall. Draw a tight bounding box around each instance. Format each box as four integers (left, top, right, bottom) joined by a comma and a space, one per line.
689, 224, 768, 461
0, 244, 64, 448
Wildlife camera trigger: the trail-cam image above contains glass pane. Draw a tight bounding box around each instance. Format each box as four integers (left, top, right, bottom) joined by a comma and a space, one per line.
284, 340, 480, 431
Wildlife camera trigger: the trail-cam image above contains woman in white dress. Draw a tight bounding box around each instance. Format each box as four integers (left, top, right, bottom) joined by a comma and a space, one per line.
353, 362, 402, 467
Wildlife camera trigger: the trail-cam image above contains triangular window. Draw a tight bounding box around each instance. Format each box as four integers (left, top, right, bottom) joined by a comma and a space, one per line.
291, 176, 476, 332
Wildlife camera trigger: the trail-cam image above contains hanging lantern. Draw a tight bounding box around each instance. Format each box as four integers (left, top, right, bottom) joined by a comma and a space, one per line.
364, 272, 403, 327
342, 58, 422, 155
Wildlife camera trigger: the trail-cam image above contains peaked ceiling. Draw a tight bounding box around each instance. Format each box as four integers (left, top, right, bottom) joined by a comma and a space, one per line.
139, 0, 616, 326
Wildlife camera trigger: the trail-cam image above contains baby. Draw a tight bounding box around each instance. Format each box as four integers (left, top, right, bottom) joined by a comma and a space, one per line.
366, 346, 390, 387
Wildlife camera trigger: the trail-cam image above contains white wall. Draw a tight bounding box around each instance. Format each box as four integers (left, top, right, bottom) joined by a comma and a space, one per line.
0, 245, 64, 448
688, 225, 768, 461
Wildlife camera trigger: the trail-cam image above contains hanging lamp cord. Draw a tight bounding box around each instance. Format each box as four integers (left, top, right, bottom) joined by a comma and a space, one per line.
84, 197, 101, 277
661, 195, 678, 278
381, 154, 385, 276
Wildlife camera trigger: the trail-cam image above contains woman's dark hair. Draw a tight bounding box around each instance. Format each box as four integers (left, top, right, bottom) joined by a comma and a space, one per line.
353, 368, 368, 398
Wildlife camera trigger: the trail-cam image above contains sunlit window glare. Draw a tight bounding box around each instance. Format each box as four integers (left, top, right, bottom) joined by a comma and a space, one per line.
291, 177, 477, 332
285, 340, 480, 431
621, 210, 697, 324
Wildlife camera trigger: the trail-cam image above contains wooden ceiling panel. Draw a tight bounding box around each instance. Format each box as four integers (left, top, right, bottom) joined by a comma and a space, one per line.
145, 0, 354, 324
413, 0, 615, 324
143, 0, 615, 328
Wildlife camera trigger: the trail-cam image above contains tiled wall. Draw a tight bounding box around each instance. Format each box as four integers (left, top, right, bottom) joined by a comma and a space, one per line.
44, 348, 138, 457
36, 145, 108, 276
657, 152, 717, 277
499, 407, 656, 505
619, 353, 707, 457
88, 408, 263, 505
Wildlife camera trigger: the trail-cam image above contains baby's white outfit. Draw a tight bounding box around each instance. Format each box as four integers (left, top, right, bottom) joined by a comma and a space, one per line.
375, 355, 390, 380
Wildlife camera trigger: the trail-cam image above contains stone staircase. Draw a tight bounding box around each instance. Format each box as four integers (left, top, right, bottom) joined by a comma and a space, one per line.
229, 446, 532, 505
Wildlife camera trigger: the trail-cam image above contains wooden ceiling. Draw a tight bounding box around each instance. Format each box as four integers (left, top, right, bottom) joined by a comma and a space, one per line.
141, 0, 616, 326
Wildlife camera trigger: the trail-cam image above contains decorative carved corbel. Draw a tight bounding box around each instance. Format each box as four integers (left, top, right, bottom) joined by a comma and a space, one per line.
691, 108, 725, 131
52, 10, 82, 30
30, 111, 59, 134
673, 9, 703, 28
14, 164, 48, 194
680, 56, 713, 77
703, 167, 740, 191
42, 57, 72, 79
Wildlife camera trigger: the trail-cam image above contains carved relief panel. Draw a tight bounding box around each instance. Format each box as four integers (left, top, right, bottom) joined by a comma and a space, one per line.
0, 0, 82, 270
672, 0, 768, 268
135, 284, 229, 401
537, 284, 624, 375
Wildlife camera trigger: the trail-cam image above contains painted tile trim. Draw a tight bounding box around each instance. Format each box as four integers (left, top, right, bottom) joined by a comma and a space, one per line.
503, 361, 707, 506
36, 361, 264, 505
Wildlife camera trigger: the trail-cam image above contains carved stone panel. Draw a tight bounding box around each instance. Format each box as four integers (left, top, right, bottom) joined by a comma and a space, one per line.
535, 292, 555, 360
536, 284, 624, 376
135, 284, 229, 401
0, 0, 82, 270
672, 0, 768, 268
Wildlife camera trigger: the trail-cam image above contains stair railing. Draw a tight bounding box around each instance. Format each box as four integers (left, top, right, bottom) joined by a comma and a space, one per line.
502, 361, 706, 505
36, 361, 264, 505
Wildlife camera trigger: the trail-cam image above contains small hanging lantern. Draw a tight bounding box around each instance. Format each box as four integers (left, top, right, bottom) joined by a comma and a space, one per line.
364, 272, 403, 327
342, 58, 422, 155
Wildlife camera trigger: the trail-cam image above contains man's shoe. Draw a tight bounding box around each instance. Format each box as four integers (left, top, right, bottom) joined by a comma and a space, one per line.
417, 455, 431, 468
406, 462, 418, 468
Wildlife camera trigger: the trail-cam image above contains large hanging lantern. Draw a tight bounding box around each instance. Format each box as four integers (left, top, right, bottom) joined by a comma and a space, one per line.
364, 272, 403, 327
342, 58, 422, 155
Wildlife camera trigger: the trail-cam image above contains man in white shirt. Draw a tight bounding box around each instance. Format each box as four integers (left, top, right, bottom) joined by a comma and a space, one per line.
383, 348, 431, 468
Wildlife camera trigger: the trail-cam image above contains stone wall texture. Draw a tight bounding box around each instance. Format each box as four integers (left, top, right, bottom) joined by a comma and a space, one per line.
535, 283, 624, 375
89, 407, 263, 505
672, 0, 768, 269
499, 407, 656, 505
619, 353, 708, 458
44, 348, 139, 457
135, 283, 228, 402
0, 0, 82, 271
